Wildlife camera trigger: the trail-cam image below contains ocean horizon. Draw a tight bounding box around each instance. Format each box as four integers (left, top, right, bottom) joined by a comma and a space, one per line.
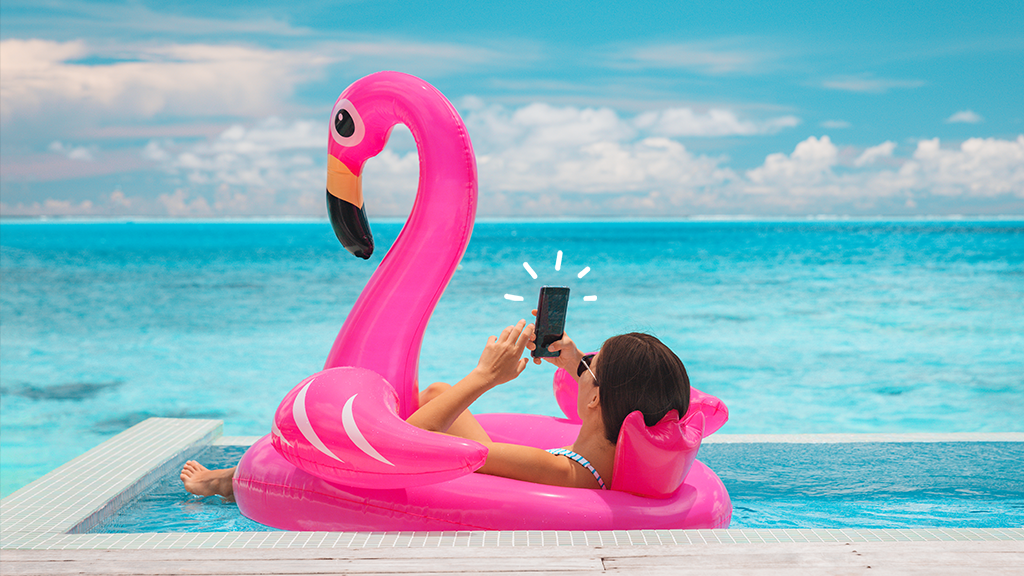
4, 214, 1024, 224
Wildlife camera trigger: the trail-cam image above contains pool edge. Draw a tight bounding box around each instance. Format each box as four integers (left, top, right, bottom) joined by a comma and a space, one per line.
1, 418, 221, 538
703, 432, 1024, 443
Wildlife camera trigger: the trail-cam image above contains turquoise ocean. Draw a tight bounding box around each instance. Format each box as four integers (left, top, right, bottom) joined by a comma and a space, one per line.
1, 219, 1022, 498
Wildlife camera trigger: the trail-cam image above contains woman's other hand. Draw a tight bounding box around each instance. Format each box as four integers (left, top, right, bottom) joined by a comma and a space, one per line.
472, 320, 534, 387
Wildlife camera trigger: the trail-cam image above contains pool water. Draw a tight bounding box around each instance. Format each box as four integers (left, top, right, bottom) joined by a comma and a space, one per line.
91, 440, 1024, 532
95, 445, 271, 533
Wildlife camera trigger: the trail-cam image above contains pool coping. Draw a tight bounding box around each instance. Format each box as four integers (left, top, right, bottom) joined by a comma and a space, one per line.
2, 418, 1022, 550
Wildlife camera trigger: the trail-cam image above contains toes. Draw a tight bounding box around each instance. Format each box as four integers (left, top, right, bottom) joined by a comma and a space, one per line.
180, 461, 206, 479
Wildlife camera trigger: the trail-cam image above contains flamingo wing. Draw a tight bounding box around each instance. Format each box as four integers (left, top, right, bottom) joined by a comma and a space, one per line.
272, 367, 488, 489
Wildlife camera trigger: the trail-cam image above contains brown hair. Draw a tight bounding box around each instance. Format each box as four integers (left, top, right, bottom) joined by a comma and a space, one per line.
595, 333, 690, 443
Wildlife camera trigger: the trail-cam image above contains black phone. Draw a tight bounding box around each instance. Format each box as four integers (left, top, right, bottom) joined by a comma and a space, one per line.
532, 286, 570, 358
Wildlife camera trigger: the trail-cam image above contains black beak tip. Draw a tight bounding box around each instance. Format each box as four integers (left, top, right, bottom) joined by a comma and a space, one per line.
327, 191, 374, 259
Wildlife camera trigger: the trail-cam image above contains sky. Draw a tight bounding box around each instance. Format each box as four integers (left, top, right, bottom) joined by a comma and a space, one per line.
1, 0, 1022, 218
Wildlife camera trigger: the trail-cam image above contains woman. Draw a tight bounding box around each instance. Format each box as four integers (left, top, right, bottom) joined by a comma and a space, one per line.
181, 318, 689, 497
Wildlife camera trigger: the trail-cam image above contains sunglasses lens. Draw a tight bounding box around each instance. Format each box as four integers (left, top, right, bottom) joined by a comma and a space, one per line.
576, 354, 595, 378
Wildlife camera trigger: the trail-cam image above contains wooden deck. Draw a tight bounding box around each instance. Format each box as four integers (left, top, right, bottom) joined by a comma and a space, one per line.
2, 540, 1022, 575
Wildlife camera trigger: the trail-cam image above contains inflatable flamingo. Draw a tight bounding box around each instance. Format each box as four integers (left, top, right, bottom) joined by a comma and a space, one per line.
233, 72, 732, 530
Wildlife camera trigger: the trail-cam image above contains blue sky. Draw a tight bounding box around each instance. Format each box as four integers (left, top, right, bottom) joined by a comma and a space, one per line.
1, 0, 1021, 217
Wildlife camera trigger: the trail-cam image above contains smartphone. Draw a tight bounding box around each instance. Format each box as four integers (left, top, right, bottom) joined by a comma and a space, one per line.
532, 286, 570, 358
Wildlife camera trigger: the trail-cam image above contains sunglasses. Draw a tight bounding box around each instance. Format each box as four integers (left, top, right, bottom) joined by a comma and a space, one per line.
577, 353, 598, 385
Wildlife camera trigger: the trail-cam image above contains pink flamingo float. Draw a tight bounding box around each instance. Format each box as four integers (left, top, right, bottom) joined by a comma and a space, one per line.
232, 72, 732, 530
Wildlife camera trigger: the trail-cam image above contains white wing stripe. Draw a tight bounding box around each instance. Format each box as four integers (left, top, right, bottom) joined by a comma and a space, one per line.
293, 381, 343, 462
342, 394, 395, 466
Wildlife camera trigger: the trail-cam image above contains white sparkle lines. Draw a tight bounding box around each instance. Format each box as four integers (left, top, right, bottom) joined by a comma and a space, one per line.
511, 251, 598, 303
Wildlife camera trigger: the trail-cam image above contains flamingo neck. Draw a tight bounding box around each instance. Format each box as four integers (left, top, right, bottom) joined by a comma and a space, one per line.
324, 85, 478, 419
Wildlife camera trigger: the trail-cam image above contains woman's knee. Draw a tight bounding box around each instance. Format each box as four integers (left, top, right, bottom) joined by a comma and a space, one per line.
419, 382, 451, 405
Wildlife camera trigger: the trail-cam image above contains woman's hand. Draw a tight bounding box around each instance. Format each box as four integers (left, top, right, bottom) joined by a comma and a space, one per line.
525, 309, 584, 375
408, 320, 533, 434
471, 319, 534, 388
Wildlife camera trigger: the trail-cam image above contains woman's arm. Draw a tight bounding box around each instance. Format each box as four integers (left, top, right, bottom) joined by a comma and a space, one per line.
407, 320, 533, 434
477, 442, 602, 489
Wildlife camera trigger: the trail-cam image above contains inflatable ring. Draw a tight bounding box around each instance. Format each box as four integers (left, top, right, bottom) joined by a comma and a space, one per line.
233, 72, 732, 530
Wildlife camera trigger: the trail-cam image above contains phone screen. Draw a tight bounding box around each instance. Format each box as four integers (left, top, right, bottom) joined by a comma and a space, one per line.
532, 286, 570, 358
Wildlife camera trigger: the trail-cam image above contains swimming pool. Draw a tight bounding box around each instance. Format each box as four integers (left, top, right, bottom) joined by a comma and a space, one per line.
91, 436, 1024, 533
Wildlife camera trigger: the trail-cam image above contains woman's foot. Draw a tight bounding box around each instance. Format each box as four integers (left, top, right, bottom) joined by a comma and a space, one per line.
180, 460, 236, 501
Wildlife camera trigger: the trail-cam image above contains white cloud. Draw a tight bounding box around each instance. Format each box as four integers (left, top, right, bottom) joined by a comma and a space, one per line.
0, 198, 97, 216
167, 117, 1017, 215
48, 141, 95, 161
635, 108, 799, 137
504, 103, 637, 148
462, 102, 738, 210
10, 1, 309, 39
328, 41, 504, 69
738, 135, 1024, 209
122, 102, 757, 216
746, 136, 838, 191
620, 40, 780, 75
821, 76, 925, 93
0, 39, 330, 124
820, 120, 851, 129
0, 146, 149, 182
854, 141, 896, 167
946, 110, 984, 124
158, 189, 214, 217
141, 118, 327, 215
134, 118, 422, 216
0, 37, 514, 128
901, 136, 1024, 197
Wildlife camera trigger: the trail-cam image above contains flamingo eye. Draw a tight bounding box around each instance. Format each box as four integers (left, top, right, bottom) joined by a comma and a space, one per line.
335, 110, 355, 137
330, 99, 365, 146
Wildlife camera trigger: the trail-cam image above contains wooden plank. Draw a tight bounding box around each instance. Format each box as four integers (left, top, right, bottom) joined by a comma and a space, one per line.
4, 559, 1021, 576
603, 542, 1024, 564
603, 567, 1024, 576
4, 541, 1022, 561
2, 542, 1022, 576
605, 551, 854, 569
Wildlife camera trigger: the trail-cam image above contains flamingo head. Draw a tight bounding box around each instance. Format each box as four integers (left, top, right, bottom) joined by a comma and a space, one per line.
325, 80, 393, 260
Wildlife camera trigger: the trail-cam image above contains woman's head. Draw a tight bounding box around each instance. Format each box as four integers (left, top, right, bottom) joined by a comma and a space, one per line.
589, 333, 690, 443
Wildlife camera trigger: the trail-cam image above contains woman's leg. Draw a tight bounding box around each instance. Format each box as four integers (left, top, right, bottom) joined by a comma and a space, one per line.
417, 382, 492, 443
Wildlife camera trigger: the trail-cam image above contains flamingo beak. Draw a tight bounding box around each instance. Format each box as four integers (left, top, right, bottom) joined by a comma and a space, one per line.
326, 155, 373, 259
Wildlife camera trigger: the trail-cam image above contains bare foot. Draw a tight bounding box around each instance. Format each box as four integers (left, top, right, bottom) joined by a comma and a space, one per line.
180, 460, 236, 501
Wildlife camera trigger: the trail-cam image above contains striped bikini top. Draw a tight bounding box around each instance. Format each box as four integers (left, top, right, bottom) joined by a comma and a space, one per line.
546, 448, 608, 490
